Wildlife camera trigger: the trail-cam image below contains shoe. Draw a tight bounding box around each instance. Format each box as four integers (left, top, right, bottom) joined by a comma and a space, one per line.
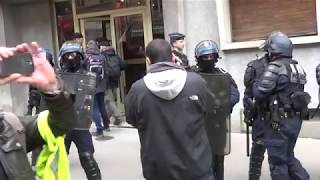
103, 128, 111, 136
91, 130, 103, 137
113, 118, 122, 126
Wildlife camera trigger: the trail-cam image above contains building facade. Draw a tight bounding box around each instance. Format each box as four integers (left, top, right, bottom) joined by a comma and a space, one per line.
1, 0, 320, 136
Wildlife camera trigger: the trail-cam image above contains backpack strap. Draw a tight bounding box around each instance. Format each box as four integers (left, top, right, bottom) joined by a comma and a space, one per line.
1, 112, 26, 151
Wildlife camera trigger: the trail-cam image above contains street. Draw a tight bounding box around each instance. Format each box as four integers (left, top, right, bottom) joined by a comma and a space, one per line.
69, 127, 320, 180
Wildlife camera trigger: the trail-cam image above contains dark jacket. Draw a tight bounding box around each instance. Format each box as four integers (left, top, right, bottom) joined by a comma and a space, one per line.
84, 47, 108, 93
0, 81, 75, 180
243, 55, 268, 123
243, 55, 268, 99
253, 58, 307, 104
172, 49, 189, 68
192, 65, 240, 109
125, 62, 213, 180
101, 48, 126, 88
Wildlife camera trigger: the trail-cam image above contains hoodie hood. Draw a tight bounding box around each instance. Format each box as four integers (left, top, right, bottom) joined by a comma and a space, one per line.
144, 62, 187, 100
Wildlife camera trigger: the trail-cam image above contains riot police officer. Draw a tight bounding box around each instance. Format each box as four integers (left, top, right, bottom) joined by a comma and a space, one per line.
27, 49, 55, 116
58, 41, 102, 180
253, 32, 310, 180
192, 40, 240, 180
243, 53, 269, 180
168, 32, 189, 68
26, 85, 41, 115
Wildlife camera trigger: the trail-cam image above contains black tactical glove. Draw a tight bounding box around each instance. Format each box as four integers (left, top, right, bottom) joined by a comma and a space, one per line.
244, 116, 253, 126
243, 97, 254, 126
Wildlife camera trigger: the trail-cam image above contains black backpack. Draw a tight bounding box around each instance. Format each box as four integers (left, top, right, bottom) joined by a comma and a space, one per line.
105, 55, 121, 81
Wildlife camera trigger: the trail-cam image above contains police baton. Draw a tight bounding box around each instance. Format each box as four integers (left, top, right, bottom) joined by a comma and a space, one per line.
246, 122, 250, 157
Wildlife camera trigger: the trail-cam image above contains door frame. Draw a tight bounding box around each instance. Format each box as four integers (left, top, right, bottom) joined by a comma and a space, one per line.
73, 0, 153, 51
75, 1, 153, 105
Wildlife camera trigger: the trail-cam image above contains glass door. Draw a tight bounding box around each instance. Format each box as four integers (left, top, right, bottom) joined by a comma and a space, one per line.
79, 16, 112, 48
110, 11, 152, 100
78, 8, 153, 105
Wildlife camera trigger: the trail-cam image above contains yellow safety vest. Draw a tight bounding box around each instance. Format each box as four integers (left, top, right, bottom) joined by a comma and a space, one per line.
36, 110, 70, 180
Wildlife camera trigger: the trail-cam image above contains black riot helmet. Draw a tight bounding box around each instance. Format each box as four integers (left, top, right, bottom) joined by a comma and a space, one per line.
261, 31, 293, 59
195, 40, 219, 59
194, 40, 220, 71
58, 41, 84, 72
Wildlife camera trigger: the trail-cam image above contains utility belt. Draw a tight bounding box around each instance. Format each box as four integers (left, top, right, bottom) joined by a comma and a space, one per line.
264, 107, 302, 131
265, 108, 300, 122
263, 92, 310, 130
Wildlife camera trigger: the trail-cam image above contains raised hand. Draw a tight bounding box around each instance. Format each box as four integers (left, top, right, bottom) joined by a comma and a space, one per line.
14, 42, 59, 93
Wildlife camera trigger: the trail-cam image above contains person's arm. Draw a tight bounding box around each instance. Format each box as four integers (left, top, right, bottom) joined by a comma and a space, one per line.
243, 62, 256, 124
125, 81, 142, 129
24, 79, 76, 152
125, 87, 137, 127
9, 42, 76, 152
115, 55, 126, 70
243, 62, 255, 99
228, 73, 240, 108
253, 62, 283, 100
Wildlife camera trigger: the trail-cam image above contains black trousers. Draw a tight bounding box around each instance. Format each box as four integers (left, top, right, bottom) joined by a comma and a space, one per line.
212, 154, 224, 180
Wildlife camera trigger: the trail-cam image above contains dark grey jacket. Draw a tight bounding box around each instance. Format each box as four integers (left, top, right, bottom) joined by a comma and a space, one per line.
125, 62, 213, 180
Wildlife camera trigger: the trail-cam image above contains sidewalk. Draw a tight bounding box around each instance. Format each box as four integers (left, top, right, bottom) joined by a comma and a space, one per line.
69, 127, 320, 180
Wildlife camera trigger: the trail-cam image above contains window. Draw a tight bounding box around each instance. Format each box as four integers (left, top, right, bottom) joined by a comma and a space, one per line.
75, 0, 146, 14
216, 0, 320, 50
55, 1, 74, 47
150, 0, 164, 39
230, 0, 317, 42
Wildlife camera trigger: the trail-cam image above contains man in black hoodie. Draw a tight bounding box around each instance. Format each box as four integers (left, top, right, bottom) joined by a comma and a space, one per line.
125, 39, 216, 180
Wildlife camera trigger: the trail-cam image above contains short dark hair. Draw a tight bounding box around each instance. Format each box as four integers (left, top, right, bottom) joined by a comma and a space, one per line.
145, 39, 172, 64
72, 32, 83, 39
96, 37, 110, 46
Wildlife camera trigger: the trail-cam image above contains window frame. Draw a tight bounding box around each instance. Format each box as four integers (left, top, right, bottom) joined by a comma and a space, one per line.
216, 0, 320, 50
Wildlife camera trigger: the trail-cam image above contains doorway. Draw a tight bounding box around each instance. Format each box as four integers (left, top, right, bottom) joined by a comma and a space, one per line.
78, 9, 152, 104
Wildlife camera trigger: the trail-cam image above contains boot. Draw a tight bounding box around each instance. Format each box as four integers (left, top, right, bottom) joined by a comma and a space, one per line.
79, 152, 102, 180
249, 175, 261, 180
249, 142, 266, 180
113, 117, 122, 125
212, 155, 224, 180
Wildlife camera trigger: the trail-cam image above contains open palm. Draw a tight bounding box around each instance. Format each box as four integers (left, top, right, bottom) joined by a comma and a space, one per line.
14, 42, 58, 92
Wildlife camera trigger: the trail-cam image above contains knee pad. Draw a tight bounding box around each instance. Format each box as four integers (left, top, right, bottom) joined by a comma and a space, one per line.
251, 140, 266, 156
249, 141, 266, 176
79, 152, 101, 180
